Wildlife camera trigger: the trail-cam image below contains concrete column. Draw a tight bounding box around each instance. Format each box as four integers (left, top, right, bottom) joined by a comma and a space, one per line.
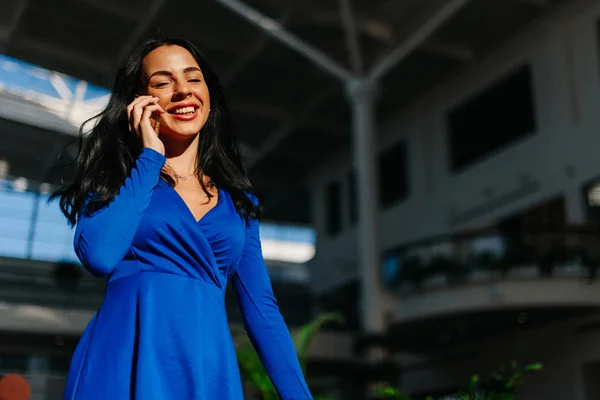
345, 78, 386, 333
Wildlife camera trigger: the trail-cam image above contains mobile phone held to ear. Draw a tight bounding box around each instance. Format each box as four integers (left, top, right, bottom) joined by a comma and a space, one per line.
154, 114, 160, 135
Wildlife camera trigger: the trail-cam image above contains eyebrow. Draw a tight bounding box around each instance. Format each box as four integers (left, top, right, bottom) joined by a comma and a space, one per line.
148, 67, 202, 79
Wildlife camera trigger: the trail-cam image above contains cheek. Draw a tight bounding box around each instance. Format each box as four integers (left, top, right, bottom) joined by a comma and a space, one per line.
196, 86, 210, 103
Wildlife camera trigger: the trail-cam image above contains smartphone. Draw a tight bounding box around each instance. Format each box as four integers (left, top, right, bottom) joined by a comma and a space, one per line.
154, 114, 161, 135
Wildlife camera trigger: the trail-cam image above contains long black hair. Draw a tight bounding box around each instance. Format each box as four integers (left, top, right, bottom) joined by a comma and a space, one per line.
51, 34, 261, 226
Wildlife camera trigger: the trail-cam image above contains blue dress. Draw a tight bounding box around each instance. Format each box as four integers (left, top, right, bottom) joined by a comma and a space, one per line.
63, 148, 313, 399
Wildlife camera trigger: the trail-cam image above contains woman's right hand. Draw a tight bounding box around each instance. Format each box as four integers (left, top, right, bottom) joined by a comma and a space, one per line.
127, 95, 166, 155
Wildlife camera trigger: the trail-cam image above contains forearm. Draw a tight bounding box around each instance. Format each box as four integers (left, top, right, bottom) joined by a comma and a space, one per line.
74, 147, 165, 277
235, 281, 312, 399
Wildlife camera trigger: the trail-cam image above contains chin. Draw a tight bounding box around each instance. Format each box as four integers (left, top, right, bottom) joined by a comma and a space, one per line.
160, 127, 201, 140
179, 126, 203, 136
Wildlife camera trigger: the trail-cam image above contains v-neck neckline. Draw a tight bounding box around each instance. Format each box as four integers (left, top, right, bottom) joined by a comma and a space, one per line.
160, 179, 221, 224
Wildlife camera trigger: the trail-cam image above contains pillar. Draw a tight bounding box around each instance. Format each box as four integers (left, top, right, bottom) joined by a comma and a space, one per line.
345, 78, 386, 333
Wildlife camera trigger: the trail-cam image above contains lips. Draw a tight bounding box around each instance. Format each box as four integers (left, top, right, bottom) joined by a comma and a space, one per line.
166, 103, 200, 121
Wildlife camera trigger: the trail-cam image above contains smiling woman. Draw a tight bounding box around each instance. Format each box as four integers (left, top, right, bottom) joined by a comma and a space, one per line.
50, 34, 313, 400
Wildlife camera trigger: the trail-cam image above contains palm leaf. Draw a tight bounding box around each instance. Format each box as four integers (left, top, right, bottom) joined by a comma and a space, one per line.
232, 312, 343, 399
292, 312, 344, 374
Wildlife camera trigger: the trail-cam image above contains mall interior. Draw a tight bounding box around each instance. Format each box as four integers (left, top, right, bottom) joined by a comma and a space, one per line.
2, 0, 600, 399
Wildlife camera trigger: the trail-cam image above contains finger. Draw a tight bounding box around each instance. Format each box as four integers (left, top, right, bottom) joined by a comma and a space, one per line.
130, 96, 157, 118
128, 97, 145, 132
141, 104, 164, 129
131, 97, 160, 133
132, 106, 144, 135
126, 95, 152, 118
127, 94, 153, 110
127, 96, 157, 131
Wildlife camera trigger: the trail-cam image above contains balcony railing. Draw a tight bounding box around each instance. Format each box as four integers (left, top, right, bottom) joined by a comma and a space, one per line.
381, 225, 600, 291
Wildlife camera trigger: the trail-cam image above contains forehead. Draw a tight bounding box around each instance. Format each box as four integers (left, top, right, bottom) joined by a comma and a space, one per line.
142, 45, 201, 75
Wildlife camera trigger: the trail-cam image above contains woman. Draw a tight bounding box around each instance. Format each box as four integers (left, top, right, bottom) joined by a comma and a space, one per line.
52, 35, 313, 399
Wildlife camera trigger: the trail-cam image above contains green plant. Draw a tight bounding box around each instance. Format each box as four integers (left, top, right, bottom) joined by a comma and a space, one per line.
376, 361, 542, 400
455, 361, 543, 400
232, 312, 343, 399
374, 386, 421, 400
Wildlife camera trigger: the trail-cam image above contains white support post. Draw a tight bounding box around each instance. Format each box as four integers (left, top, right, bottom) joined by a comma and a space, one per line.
217, 0, 473, 340
346, 78, 385, 333
346, 1, 472, 334
214, 0, 352, 81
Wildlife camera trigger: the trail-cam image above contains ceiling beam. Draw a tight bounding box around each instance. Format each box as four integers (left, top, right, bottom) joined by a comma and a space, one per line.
421, 39, 475, 63
338, 0, 363, 73
368, 0, 472, 82
292, 8, 475, 64
215, 0, 352, 81
75, 0, 139, 20
231, 99, 346, 135
220, 0, 473, 169
292, 10, 394, 43
519, 0, 549, 6
244, 83, 340, 170
3, 37, 112, 78
222, 10, 294, 85
115, 0, 170, 67
0, 0, 30, 53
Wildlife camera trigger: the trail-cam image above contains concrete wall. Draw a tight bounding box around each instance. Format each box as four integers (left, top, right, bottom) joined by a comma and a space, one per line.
309, 0, 600, 294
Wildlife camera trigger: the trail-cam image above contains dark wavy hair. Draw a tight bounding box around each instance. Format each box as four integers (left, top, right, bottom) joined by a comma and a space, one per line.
51, 35, 261, 226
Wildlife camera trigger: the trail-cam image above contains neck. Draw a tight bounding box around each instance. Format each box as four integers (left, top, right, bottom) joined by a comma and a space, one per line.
162, 134, 199, 175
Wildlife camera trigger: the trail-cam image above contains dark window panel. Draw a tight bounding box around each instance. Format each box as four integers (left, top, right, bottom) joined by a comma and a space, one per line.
379, 141, 409, 207
447, 64, 536, 172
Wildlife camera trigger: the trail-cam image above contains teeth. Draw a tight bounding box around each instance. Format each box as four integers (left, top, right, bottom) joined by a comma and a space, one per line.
173, 106, 195, 114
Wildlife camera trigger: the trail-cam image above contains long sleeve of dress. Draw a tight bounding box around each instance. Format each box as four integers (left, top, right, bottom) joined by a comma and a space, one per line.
231, 214, 313, 400
74, 147, 166, 278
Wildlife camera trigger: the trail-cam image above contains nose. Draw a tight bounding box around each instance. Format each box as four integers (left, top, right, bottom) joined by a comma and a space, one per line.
173, 81, 192, 100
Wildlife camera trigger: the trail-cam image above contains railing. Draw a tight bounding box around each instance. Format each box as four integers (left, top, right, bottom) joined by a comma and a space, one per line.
381, 225, 600, 291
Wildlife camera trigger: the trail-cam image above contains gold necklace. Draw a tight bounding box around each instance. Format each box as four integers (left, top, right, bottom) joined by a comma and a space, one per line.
164, 163, 196, 181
